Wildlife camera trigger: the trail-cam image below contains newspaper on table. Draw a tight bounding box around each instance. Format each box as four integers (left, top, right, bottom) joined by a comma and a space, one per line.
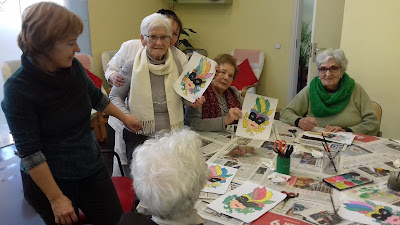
198, 131, 234, 146
343, 183, 400, 204
206, 139, 274, 185
340, 153, 396, 184
273, 124, 301, 143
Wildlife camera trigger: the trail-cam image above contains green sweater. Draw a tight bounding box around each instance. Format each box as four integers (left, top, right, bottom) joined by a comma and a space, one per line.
280, 83, 380, 136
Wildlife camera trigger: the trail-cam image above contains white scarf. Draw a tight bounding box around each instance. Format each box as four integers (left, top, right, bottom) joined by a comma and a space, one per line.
128, 47, 183, 134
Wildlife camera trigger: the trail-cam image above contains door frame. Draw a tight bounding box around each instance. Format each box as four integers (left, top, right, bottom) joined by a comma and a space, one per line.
287, 0, 304, 103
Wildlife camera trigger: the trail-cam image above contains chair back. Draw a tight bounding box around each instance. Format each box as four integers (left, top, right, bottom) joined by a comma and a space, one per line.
231, 49, 265, 80
101, 50, 118, 73
75, 54, 95, 73
371, 101, 382, 137
1, 60, 21, 82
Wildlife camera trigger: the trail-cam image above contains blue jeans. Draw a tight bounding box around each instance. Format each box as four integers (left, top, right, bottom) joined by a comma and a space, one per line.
21, 165, 123, 225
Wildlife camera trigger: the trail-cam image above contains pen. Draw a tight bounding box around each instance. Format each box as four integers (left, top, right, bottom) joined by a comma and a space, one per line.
321, 134, 338, 173
330, 192, 338, 214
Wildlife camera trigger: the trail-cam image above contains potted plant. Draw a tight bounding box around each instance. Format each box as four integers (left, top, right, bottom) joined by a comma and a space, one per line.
298, 20, 312, 92
177, 27, 208, 57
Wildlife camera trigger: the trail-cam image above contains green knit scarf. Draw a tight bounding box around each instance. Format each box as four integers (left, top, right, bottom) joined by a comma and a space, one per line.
310, 73, 355, 117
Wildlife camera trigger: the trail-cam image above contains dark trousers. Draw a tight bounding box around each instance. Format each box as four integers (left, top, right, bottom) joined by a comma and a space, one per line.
123, 129, 149, 167
21, 166, 123, 225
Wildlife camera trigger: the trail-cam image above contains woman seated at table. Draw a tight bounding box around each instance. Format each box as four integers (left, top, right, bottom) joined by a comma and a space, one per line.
118, 129, 208, 225
185, 54, 243, 131
109, 13, 203, 173
280, 49, 379, 136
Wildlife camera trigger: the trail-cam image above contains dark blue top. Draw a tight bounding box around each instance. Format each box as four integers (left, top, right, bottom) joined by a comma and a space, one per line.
1, 55, 110, 179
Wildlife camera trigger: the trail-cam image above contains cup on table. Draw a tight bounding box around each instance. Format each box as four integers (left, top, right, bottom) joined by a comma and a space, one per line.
387, 171, 400, 191
276, 156, 291, 175
323, 150, 341, 175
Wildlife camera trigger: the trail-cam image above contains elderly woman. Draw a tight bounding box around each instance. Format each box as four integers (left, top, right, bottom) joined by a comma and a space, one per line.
105, 9, 186, 87
107, 10, 187, 175
118, 129, 208, 225
280, 49, 379, 135
1, 2, 142, 225
185, 54, 243, 131
109, 13, 202, 173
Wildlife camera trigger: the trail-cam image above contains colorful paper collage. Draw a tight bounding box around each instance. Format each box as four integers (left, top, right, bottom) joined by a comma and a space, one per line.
338, 193, 400, 225
202, 163, 238, 195
172, 52, 217, 102
207, 182, 286, 223
235, 93, 278, 141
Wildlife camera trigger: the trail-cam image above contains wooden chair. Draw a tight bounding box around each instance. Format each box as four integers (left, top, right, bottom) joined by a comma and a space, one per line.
371, 101, 382, 137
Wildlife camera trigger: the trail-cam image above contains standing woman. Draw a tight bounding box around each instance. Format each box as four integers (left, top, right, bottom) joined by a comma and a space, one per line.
1, 2, 141, 225
106, 9, 187, 175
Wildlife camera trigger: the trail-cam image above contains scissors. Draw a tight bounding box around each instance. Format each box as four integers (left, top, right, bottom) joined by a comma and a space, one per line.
274, 140, 288, 154
281, 191, 299, 209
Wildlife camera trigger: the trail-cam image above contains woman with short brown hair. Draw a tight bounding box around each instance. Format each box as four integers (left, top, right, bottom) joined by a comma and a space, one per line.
2, 2, 141, 225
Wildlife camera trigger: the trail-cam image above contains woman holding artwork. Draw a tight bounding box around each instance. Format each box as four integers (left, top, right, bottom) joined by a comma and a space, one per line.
106, 9, 187, 175
105, 9, 187, 87
109, 13, 203, 175
117, 129, 208, 225
280, 49, 379, 136
1, 2, 142, 224
185, 54, 243, 131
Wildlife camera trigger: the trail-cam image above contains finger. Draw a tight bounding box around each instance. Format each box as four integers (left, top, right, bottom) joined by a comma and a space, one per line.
55, 217, 61, 225
64, 215, 72, 225
59, 217, 67, 225
71, 212, 78, 223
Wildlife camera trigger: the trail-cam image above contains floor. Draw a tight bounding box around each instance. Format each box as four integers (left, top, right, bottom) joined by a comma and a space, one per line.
0, 145, 43, 225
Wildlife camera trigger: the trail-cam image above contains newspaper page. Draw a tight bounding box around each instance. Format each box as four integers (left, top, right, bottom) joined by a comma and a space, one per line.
195, 199, 244, 225
273, 124, 301, 143
339, 153, 395, 184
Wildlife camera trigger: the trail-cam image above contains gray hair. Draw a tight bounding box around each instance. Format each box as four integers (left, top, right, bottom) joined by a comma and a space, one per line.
131, 128, 208, 220
140, 13, 172, 37
316, 49, 348, 72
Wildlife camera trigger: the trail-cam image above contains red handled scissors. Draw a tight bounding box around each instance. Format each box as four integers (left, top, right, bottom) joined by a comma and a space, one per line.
281, 191, 299, 209
274, 140, 288, 154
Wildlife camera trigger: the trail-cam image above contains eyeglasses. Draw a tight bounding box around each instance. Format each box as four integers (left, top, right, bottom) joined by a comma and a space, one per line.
144, 35, 170, 43
318, 66, 341, 75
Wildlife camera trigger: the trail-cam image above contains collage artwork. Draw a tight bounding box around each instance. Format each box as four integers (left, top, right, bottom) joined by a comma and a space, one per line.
172, 52, 217, 102
202, 163, 238, 195
208, 182, 286, 223
236, 93, 278, 141
338, 193, 400, 225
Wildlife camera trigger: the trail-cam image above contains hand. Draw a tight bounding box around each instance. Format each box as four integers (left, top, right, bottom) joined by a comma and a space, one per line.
324, 125, 345, 133
109, 72, 125, 87
49, 194, 78, 225
224, 108, 242, 125
191, 96, 205, 108
122, 114, 142, 133
298, 117, 318, 131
